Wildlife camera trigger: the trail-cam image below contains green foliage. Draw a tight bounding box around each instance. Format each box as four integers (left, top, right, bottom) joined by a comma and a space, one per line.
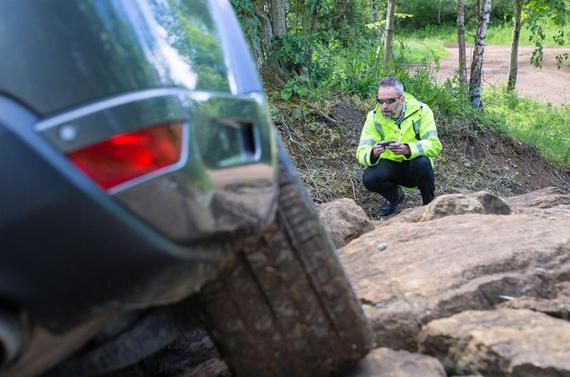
393, 37, 448, 64
280, 75, 310, 100
555, 52, 569, 68
484, 89, 570, 167
316, 0, 371, 47
396, 0, 457, 27
318, 46, 384, 97
396, 0, 515, 28
486, 21, 570, 46
271, 34, 313, 69
406, 21, 570, 47
229, 0, 262, 55
229, 0, 569, 170
523, 0, 568, 67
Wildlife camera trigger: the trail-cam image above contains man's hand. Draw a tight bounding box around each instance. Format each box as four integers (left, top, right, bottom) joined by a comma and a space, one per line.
371, 143, 386, 160
387, 142, 411, 156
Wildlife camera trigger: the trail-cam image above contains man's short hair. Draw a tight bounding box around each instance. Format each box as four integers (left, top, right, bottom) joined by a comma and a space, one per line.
379, 77, 404, 96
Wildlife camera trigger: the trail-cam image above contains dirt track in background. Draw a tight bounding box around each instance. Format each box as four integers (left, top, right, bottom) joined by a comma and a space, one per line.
437, 45, 570, 106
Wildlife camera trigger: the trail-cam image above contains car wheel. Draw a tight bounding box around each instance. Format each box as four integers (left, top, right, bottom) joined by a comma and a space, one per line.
197, 141, 372, 377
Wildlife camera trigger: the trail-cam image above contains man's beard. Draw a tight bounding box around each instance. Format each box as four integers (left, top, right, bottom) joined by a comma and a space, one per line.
382, 103, 402, 119
382, 109, 397, 118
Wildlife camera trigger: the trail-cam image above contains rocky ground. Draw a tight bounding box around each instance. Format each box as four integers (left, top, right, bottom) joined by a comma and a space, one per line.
326, 186, 570, 376
107, 186, 570, 377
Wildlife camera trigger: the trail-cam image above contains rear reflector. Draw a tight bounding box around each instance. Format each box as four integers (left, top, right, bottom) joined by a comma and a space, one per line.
68, 123, 183, 190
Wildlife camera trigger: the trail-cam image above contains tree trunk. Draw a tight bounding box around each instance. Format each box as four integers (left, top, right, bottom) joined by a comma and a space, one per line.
299, 0, 307, 35
255, 1, 273, 59
457, 0, 467, 84
437, 0, 443, 25
469, 0, 492, 110
384, 0, 396, 65
271, 0, 287, 37
371, 0, 379, 40
306, 1, 319, 65
310, 2, 318, 33
371, 0, 379, 22
507, 0, 522, 91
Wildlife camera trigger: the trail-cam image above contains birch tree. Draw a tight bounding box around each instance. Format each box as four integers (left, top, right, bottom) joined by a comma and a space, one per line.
456, 0, 467, 84
469, 0, 491, 110
507, 0, 523, 91
384, 0, 396, 65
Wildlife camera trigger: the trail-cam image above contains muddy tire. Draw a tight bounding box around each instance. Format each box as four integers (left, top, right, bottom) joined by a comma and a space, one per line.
197, 143, 371, 377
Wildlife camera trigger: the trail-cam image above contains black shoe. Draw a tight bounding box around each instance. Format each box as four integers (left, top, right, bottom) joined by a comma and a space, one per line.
377, 190, 405, 218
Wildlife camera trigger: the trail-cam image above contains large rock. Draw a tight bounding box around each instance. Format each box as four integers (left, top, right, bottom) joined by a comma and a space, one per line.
340, 192, 570, 351
505, 186, 570, 218
344, 348, 446, 377
505, 186, 570, 209
495, 279, 570, 320
497, 296, 570, 321
418, 309, 570, 376
319, 198, 374, 248
384, 191, 511, 225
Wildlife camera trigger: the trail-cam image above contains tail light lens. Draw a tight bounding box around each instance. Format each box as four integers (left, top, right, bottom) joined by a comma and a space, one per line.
68, 123, 183, 191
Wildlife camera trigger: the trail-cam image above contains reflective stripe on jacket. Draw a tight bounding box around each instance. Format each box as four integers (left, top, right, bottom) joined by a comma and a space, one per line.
356, 93, 442, 167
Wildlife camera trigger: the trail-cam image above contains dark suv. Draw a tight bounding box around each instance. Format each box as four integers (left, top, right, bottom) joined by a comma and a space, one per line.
0, 1, 371, 376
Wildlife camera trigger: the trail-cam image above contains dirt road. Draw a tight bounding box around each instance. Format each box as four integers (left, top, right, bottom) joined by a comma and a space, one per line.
437, 45, 570, 105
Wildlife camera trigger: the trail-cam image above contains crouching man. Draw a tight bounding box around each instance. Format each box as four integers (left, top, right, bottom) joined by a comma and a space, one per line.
356, 77, 443, 217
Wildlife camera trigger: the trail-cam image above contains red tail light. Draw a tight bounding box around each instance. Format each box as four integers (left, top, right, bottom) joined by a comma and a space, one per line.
68, 123, 183, 191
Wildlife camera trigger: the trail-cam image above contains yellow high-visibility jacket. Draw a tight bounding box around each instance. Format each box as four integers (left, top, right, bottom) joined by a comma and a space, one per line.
356, 93, 442, 167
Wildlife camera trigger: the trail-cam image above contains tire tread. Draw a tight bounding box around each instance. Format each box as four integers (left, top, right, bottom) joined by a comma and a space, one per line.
198, 158, 371, 377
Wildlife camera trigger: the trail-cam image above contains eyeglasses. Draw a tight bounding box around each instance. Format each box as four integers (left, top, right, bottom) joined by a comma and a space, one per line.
377, 97, 399, 105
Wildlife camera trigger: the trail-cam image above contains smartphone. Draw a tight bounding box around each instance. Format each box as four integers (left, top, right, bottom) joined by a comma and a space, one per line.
378, 141, 395, 147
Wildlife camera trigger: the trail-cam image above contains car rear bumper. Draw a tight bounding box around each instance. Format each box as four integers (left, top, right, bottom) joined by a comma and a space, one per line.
0, 90, 277, 332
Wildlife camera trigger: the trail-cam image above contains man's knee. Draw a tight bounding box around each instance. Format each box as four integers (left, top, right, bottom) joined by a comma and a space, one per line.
363, 167, 391, 191
412, 157, 433, 179
362, 169, 378, 191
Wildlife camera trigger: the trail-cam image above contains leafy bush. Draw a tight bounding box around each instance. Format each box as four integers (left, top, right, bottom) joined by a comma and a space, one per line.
280, 75, 311, 100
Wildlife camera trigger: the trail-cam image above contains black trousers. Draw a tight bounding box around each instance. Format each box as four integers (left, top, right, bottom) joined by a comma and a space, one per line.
362, 156, 435, 205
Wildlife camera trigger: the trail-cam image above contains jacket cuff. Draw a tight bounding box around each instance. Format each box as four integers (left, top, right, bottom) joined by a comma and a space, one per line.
405, 142, 420, 160
367, 149, 381, 166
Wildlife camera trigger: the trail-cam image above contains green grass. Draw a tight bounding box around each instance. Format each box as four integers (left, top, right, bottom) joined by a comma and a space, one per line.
486, 21, 570, 46
405, 22, 570, 48
405, 24, 461, 44
394, 37, 449, 64
484, 88, 570, 167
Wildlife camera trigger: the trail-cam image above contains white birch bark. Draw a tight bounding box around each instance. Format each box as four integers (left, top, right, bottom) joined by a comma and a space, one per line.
384, 0, 396, 65
457, 0, 467, 84
469, 0, 492, 109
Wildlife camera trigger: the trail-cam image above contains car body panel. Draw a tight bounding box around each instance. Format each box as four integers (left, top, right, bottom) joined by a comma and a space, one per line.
35, 88, 276, 242
0, 0, 275, 375
0, 96, 234, 332
0, 0, 263, 115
